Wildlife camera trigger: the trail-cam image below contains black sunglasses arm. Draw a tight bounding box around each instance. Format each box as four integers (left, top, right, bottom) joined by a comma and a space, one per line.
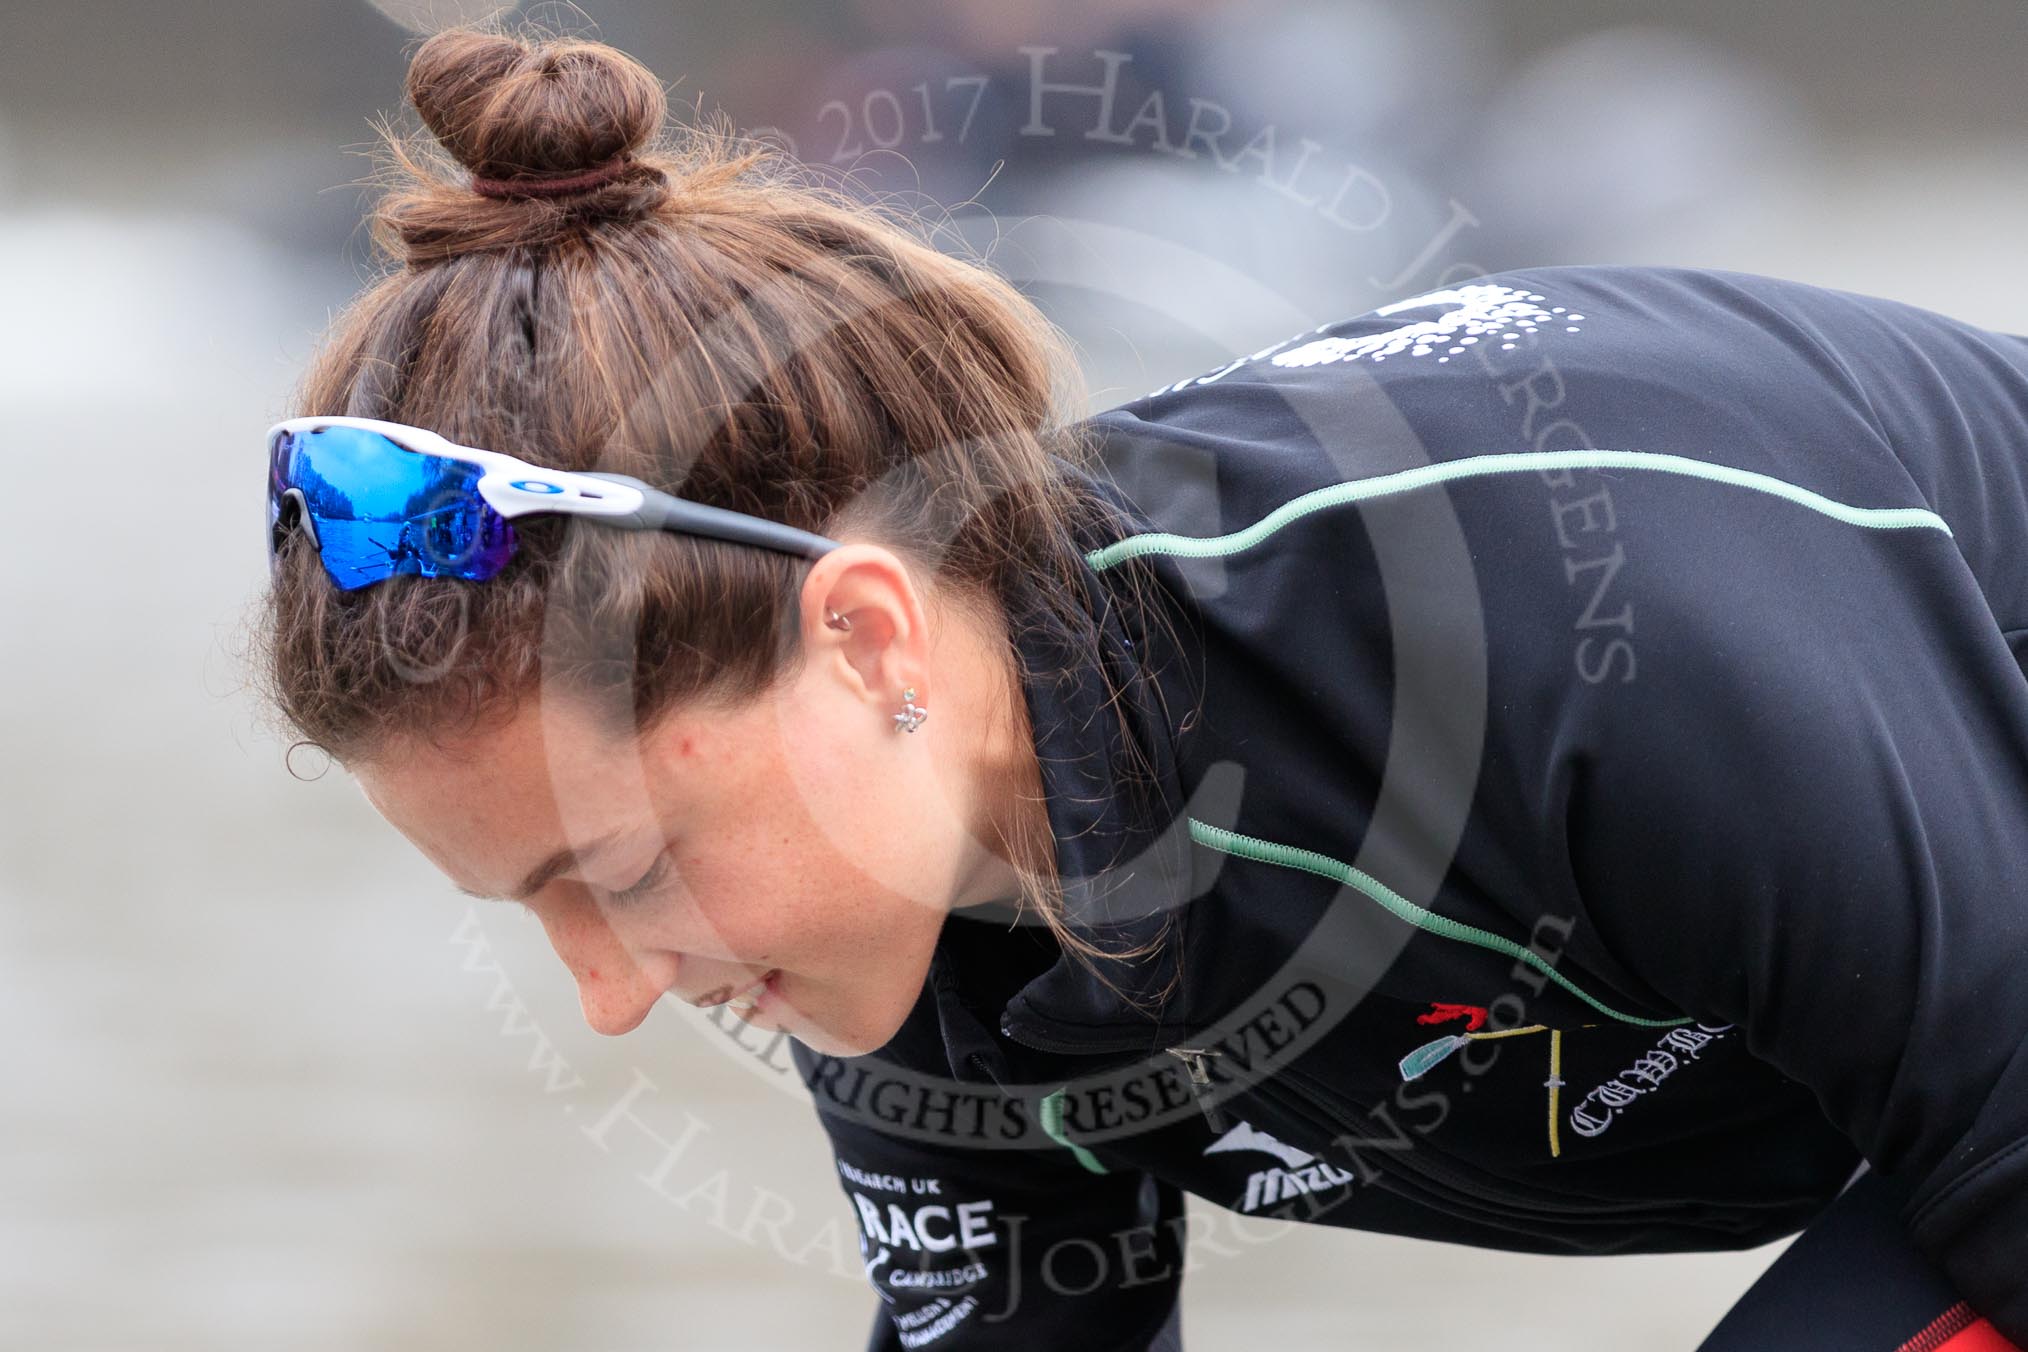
575, 472, 842, 562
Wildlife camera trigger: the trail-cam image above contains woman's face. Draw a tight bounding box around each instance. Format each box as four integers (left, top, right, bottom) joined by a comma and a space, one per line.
352, 551, 1032, 1057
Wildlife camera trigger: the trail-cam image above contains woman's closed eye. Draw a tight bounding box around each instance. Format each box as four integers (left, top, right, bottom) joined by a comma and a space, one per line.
604, 851, 676, 907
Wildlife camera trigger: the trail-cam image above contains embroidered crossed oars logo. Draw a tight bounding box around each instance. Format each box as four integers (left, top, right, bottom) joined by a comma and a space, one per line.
1399, 1001, 1600, 1159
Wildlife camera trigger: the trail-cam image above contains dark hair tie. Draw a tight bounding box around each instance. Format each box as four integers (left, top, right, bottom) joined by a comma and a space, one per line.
471, 156, 636, 200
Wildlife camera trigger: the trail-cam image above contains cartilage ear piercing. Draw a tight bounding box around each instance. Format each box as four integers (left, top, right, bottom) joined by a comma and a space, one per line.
894, 686, 928, 734
825, 608, 852, 631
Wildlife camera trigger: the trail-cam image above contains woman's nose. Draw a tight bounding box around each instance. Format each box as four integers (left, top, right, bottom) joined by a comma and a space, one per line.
535, 902, 677, 1036
576, 969, 665, 1037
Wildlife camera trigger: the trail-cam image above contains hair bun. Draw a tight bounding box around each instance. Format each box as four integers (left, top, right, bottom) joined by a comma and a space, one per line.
405, 28, 666, 183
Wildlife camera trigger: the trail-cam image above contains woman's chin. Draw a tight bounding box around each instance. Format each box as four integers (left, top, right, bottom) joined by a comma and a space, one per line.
790, 1028, 868, 1057
767, 994, 907, 1059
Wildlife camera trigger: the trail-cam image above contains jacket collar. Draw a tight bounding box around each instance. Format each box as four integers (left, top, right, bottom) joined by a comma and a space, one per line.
928, 459, 1210, 1083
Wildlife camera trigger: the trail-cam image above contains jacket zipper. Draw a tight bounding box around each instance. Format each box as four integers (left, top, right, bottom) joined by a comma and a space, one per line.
997, 1018, 1232, 1133
1167, 1047, 1229, 1132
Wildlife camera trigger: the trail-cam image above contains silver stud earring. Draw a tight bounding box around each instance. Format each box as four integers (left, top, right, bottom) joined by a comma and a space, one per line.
826, 612, 924, 733
894, 686, 928, 734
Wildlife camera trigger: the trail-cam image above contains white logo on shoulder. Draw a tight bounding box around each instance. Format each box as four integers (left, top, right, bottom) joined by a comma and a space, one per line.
1142, 282, 1587, 400
1203, 1119, 1355, 1214
1271, 283, 1584, 367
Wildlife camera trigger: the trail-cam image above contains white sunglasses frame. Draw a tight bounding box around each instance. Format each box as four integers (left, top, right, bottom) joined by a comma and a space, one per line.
265, 414, 845, 564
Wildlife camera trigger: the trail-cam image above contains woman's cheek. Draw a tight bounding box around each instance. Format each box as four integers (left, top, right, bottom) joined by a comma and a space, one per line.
693, 883, 806, 959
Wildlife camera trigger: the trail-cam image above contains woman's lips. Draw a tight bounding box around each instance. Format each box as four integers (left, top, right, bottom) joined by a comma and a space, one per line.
727, 969, 781, 1018
689, 969, 780, 1012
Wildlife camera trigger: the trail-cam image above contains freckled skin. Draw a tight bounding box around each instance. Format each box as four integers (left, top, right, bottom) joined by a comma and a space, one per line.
352, 544, 1041, 1057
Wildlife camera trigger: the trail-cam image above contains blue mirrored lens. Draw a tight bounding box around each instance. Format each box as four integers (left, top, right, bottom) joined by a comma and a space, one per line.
268, 425, 517, 590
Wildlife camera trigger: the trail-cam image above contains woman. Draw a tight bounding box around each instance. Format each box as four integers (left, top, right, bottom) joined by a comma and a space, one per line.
254, 27, 2028, 1351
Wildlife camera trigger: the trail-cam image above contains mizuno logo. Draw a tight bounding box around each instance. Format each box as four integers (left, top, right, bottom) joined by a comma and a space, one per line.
1204, 1120, 1314, 1169
1203, 1120, 1356, 1213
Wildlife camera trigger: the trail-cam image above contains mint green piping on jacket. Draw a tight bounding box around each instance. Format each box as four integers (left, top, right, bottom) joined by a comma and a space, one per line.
1081, 447, 1953, 571
1039, 1087, 1109, 1174
1027, 445, 1928, 1170
1033, 817, 1692, 1179
1186, 820, 1692, 1029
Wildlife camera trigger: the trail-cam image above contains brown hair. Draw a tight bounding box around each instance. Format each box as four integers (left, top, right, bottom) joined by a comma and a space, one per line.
253, 24, 1192, 1000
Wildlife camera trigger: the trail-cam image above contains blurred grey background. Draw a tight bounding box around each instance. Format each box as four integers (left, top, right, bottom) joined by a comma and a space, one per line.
3, 1, 2024, 1348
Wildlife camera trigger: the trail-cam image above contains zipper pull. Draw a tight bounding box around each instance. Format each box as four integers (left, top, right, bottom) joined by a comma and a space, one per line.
1168, 1046, 1229, 1132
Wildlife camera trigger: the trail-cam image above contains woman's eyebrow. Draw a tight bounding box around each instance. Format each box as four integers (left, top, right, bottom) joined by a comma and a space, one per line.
457, 829, 625, 902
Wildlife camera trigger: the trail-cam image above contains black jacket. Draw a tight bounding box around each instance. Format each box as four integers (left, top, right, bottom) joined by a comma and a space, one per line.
788, 264, 2028, 1349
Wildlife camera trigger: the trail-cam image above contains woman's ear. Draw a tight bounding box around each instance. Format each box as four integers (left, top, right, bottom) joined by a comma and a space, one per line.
802, 544, 929, 708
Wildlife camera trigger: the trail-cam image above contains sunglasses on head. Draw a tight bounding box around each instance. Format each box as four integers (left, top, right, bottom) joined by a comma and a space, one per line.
265, 415, 843, 591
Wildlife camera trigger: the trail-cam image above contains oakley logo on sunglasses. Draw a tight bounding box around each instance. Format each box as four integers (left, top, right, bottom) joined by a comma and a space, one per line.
509, 479, 567, 494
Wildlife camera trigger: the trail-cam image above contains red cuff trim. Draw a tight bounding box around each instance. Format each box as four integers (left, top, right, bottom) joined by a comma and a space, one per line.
1896, 1302, 2022, 1352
